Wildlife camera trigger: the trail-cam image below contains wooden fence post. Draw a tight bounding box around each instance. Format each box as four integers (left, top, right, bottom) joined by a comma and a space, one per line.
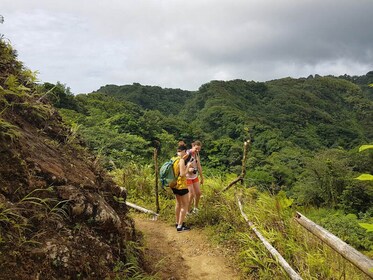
221, 140, 250, 192
154, 147, 160, 213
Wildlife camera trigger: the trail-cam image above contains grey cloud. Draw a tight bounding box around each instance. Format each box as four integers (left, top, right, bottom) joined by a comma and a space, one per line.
1, 0, 372, 93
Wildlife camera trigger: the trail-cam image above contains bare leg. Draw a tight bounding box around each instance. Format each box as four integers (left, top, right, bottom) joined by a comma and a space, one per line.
175, 195, 181, 224
193, 182, 201, 209
187, 183, 195, 212
177, 194, 189, 225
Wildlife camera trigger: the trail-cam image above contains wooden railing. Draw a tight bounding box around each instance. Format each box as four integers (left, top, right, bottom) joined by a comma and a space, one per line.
295, 212, 373, 279
237, 200, 373, 279
237, 196, 303, 280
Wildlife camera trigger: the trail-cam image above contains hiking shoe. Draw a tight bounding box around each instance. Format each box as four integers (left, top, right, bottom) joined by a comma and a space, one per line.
175, 222, 185, 228
177, 225, 190, 233
192, 208, 199, 214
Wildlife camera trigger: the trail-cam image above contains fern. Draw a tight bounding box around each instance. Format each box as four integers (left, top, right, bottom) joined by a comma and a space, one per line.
0, 118, 20, 141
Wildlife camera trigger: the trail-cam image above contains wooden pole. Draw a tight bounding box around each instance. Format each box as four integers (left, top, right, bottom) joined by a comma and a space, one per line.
222, 140, 250, 192
154, 147, 160, 213
295, 212, 373, 278
126, 201, 159, 219
237, 196, 303, 280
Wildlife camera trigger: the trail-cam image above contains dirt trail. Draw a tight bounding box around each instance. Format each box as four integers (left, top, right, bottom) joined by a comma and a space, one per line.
133, 215, 240, 280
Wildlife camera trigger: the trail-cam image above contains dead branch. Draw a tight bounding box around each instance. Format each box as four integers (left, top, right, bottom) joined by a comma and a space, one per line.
221, 140, 250, 192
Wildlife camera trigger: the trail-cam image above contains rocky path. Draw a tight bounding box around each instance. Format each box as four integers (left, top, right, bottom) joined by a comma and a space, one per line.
133, 215, 240, 280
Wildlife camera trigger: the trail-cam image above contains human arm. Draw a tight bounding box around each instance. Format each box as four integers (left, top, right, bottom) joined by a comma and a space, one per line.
196, 152, 204, 184
179, 158, 187, 177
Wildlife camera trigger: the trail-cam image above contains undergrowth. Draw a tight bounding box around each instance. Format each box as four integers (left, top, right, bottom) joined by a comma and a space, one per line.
0, 187, 68, 250
112, 241, 156, 280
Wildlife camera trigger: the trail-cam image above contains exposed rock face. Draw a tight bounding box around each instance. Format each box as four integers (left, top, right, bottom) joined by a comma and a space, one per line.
0, 41, 139, 279
57, 185, 123, 232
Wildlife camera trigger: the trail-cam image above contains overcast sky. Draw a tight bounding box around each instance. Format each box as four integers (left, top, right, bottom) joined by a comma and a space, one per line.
1, 0, 373, 94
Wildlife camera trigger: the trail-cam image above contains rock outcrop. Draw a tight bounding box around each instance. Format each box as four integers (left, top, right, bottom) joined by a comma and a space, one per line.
0, 40, 139, 279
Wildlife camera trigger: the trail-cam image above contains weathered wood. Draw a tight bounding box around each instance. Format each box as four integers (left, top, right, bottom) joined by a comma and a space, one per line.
237, 197, 303, 280
154, 147, 160, 213
222, 140, 250, 192
126, 201, 159, 219
295, 212, 373, 279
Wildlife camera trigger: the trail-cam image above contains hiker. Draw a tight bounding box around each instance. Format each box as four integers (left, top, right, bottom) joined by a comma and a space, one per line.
186, 140, 204, 214
172, 144, 191, 232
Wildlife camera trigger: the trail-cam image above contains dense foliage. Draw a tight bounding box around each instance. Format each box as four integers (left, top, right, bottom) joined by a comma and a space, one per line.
51, 74, 373, 215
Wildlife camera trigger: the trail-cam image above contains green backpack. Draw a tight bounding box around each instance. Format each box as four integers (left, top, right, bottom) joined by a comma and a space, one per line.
160, 156, 180, 189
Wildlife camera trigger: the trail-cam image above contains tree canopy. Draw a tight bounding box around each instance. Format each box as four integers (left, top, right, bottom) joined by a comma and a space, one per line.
50, 73, 373, 213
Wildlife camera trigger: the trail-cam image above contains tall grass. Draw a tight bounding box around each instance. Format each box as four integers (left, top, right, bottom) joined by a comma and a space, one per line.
111, 241, 158, 280
0, 187, 70, 248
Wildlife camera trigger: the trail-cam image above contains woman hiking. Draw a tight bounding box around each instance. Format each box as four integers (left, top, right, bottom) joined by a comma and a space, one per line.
186, 140, 204, 214
172, 144, 191, 232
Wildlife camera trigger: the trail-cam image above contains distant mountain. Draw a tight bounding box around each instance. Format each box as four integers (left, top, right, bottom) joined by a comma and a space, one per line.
94, 74, 373, 151
94, 83, 194, 116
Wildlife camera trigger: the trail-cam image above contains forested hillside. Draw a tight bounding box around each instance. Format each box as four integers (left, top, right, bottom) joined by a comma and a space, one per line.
93, 83, 193, 116
51, 72, 373, 214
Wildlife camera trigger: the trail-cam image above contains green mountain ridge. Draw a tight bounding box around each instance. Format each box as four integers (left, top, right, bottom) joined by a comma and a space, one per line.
93, 74, 373, 150
51, 70, 373, 213
93, 83, 194, 116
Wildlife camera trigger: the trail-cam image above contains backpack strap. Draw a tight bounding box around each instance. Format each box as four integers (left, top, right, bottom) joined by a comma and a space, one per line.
184, 153, 192, 165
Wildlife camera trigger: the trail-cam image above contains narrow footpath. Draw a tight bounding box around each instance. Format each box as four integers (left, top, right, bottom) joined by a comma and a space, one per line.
133, 215, 240, 280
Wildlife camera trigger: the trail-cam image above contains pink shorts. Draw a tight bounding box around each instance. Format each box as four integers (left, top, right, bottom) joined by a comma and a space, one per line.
187, 177, 199, 185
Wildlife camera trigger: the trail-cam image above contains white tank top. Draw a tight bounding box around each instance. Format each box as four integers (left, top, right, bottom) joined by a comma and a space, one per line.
185, 150, 198, 180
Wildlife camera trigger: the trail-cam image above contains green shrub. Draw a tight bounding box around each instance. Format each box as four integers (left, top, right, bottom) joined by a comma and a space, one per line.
306, 208, 373, 252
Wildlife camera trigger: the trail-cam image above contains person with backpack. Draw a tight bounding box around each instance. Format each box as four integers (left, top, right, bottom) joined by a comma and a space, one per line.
172, 144, 191, 232
186, 140, 204, 214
